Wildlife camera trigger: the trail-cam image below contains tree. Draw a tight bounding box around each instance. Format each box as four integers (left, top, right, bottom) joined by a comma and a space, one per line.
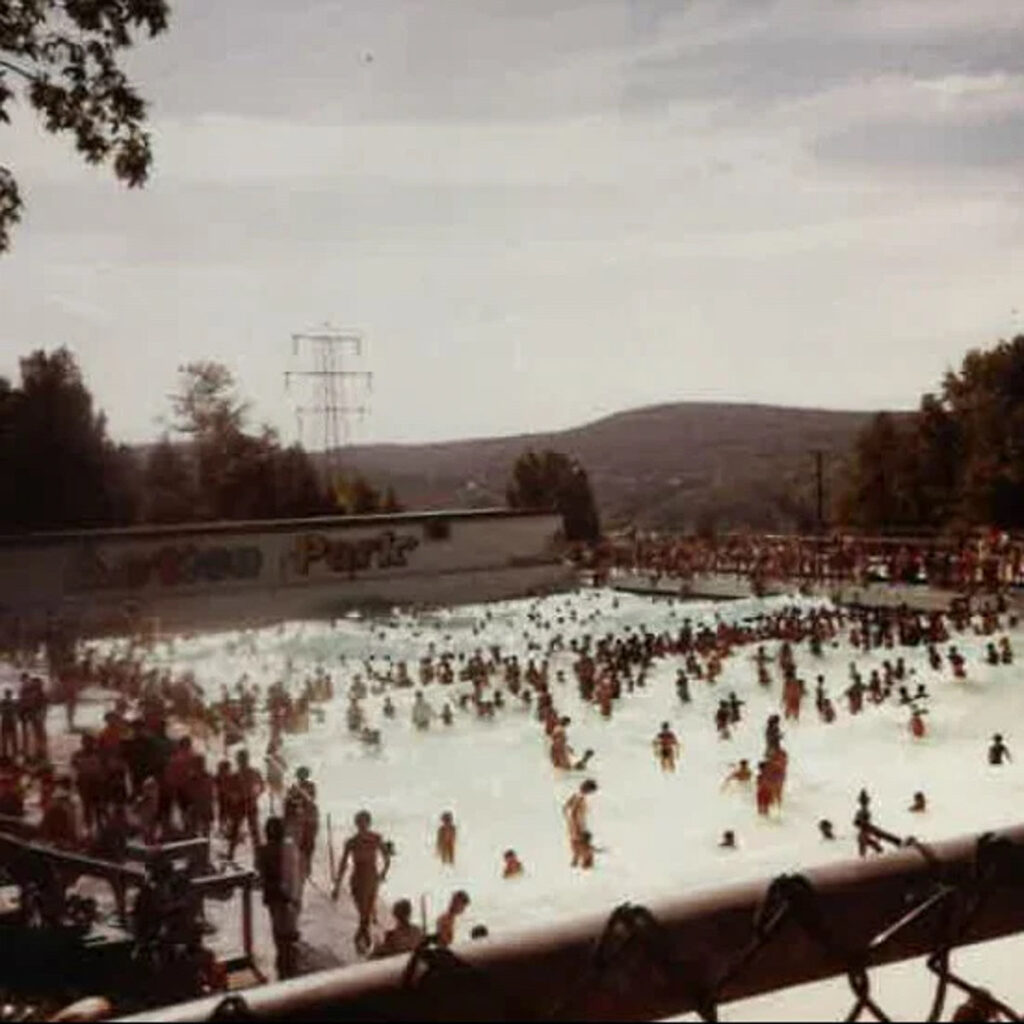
0, 349, 397, 529
171, 361, 248, 442
838, 412, 927, 532
0, 0, 170, 251
840, 413, 901, 531
0, 347, 131, 529
142, 434, 196, 524
839, 334, 1024, 532
506, 449, 601, 543
170, 362, 252, 520
168, 363, 346, 521
910, 393, 961, 529
940, 337, 1024, 527
332, 472, 382, 515
103, 441, 142, 526
272, 443, 332, 519
349, 475, 381, 515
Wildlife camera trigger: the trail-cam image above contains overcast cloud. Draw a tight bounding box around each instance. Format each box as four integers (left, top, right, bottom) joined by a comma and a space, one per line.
2, 0, 1024, 446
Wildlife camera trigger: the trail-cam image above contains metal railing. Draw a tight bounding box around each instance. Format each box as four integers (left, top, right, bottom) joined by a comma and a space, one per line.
117, 822, 1024, 1022
0, 828, 148, 924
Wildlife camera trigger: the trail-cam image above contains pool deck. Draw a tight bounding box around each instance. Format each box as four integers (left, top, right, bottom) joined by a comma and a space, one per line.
607, 570, 1015, 613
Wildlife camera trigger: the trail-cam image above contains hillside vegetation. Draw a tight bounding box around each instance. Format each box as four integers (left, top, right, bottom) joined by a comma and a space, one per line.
336, 402, 888, 532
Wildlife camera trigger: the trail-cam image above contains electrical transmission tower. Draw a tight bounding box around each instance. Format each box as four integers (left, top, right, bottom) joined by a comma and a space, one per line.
285, 326, 372, 486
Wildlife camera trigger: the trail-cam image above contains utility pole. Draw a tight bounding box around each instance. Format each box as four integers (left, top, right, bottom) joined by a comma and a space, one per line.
812, 449, 826, 536
285, 326, 372, 489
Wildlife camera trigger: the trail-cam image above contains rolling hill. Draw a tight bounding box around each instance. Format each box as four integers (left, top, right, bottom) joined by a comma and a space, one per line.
334, 402, 897, 532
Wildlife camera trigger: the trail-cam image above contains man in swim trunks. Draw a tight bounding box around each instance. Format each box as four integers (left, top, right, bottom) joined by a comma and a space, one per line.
331, 809, 392, 955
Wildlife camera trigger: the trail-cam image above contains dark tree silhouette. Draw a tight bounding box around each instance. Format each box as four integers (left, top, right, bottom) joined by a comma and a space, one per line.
0, 349, 405, 531
840, 335, 1024, 531
170, 362, 252, 520
381, 485, 402, 514
0, 347, 130, 529
143, 435, 196, 524
169, 363, 344, 521
272, 443, 332, 519
506, 449, 600, 542
331, 471, 387, 516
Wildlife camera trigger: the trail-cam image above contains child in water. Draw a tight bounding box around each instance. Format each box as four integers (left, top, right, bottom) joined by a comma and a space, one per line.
435, 890, 470, 947
436, 811, 456, 865
502, 849, 524, 878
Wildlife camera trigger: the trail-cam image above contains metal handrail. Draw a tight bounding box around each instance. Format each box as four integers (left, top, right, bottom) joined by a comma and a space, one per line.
116, 822, 1024, 1022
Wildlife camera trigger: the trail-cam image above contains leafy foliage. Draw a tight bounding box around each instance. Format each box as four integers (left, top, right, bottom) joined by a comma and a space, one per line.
0, 350, 404, 532
0, 347, 133, 529
0, 0, 169, 251
329, 471, 400, 516
170, 362, 248, 441
272, 443, 333, 519
381, 485, 401, 514
506, 449, 601, 542
169, 363, 339, 522
840, 335, 1024, 531
142, 434, 196, 524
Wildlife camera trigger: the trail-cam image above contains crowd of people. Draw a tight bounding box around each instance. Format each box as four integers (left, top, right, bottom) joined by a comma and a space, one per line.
0, 654, 332, 867
317, 586, 1021, 954
0, 628, 525, 978
0, 575, 1021, 997
587, 529, 1024, 592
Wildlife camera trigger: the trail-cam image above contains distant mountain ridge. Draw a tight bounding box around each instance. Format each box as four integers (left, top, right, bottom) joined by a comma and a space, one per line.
327, 401, 898, 532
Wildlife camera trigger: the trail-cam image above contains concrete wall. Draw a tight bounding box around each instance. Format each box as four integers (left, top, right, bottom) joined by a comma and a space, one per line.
608, 571, 756, 601
609, 570, 1003, 613
0, 509, 571, 640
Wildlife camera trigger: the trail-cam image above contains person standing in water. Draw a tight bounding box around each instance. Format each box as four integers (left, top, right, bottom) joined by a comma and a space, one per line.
283, 767, 319, 881
436, 811, 457, 865
331, 810, 392, 956
563, 779, 598, 867
371, 899, 424, 959
412, 691, 434, 730
256, 817, 303, 979
989, 733, 1012, 765
436, 890, 470, 947
652, 722, 680, 772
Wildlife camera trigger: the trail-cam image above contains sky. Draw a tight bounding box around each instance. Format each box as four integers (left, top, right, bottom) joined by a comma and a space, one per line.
3, 0, 1024, 447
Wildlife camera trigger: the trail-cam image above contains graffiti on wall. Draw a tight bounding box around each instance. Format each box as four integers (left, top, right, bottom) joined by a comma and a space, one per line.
289, 530, 420, 577
65, 542, 264, 593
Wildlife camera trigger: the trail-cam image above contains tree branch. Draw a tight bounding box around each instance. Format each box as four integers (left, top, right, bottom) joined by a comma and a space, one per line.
0, 57, 39, 82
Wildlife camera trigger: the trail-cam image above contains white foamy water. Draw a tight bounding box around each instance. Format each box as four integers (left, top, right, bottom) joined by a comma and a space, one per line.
86, 589, 1024, 1017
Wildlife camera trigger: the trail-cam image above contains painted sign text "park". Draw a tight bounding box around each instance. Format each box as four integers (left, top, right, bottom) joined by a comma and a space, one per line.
291, 530, 420, 576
